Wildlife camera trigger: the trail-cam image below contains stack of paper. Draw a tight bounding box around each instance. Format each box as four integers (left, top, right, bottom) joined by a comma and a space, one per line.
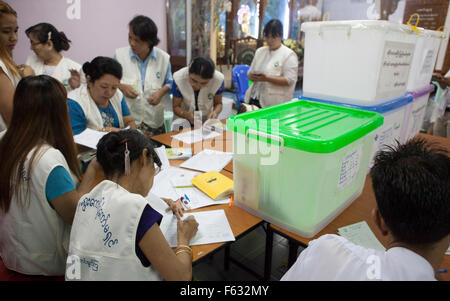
73, 128, 107, 149
180, 149, 233, 172
171, 128, 220, 145
159, 209, 235, 247
150, 166, 230, 210
338, 221, 385, 251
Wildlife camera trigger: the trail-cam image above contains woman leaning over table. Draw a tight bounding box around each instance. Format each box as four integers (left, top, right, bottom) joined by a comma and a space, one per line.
0, 1, 34, 131
66, 129, 199, 281
68, 56, 137, 135
0, 75, 100, 276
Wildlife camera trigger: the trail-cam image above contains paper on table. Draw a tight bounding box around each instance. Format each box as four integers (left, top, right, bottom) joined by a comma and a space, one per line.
175, 186, 230, 210
73, 128, 107, 149
338, 221, 386, 251
171, 128, 220, 145
150, 166, 229, 210
180, 149, 233, 172
159, 209, 235, 247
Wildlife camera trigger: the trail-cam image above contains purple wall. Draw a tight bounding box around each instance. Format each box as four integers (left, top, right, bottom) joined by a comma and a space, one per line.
5, 0, 168, 65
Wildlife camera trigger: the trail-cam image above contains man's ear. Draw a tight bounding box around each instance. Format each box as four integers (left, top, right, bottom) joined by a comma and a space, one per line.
372, 207, 389, 237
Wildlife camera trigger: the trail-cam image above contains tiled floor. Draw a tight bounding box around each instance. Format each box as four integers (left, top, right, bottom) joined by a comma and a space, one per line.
192, 225, 304, 281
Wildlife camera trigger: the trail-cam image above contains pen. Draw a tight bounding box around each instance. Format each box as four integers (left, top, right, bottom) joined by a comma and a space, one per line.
175, 185, 195, 188
438, 269, 447, 273
207, 178, 217, 183
182, 194, 192, 210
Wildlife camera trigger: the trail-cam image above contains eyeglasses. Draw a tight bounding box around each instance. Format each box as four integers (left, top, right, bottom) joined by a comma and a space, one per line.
30, 41, 43, 47
154, 165, 161, 176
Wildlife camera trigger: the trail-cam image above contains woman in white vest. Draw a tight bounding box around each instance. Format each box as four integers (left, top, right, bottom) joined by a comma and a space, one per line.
0, 1, 33, 132
0, 75, 100, 276
243, 19, 298, 111
66, 130, 199, 281
25, 23, 82, 91
68, 56, 137, 135
172, 56, 224, 129
115, 15, 172, 137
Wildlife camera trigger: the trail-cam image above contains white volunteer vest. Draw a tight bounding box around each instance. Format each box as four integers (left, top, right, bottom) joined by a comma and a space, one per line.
0, 59, 20, 132
66, 180, 162, 281
173, 67, 224, 121
246, 45, 296, 107
115, 46, 170, 128
26, 53, 81, 91
0, 138, 79, 276
68, 84, 125, 131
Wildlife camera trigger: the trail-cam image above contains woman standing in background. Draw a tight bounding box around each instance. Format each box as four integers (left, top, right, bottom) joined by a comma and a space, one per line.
25, 22, 82, 91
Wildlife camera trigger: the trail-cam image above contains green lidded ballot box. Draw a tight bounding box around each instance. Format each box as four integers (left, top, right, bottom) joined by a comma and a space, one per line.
226, 100, 384, 237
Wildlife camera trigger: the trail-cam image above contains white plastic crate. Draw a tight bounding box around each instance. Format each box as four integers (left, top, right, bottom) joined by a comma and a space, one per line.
302, 20, 418, 105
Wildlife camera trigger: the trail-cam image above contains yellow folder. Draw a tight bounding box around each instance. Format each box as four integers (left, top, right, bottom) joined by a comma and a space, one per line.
191, 171, 234, 200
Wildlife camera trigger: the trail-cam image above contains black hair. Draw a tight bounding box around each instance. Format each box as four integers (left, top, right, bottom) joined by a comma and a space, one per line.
129, 15, 160, 48
96, 129, 161, 179
189, 56, 215, 79
82, 56, 123, 83
370, 138, 450, 246
263, 19, 283, 38
25, 23, 71, 52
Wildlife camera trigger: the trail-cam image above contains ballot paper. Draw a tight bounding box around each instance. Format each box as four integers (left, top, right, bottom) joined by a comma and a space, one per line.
180, 149, 233, 172
159, 209, 235, 247
338, 221, 386, 251
150, 166, 230, 210
73, 128, 107, 149
171, 128, 221, 145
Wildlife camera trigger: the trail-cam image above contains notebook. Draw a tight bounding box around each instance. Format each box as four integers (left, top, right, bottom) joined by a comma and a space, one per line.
191, 171, 234, 200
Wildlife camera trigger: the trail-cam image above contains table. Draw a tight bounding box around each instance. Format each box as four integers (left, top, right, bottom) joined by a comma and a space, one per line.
151, 122, 234, 173
165, 159, 263, 264
151, 127, 265, 268
264, 133, 450, 281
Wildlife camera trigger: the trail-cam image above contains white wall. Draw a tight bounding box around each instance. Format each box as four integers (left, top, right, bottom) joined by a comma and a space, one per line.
5, 0, 168, 65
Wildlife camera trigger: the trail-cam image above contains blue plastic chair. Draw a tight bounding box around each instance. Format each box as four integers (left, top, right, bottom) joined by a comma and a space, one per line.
232, 65, 250, 110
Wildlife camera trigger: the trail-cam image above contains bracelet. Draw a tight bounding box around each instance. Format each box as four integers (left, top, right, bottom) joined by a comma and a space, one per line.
175, 249, 192, 258
176, 245, 192, 252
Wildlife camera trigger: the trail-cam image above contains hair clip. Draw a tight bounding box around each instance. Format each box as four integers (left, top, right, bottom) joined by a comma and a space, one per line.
48, 31, 52, 41
124, 142, 130, 176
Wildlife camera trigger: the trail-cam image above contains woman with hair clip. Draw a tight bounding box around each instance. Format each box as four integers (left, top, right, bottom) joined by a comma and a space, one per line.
171, 56, 224, 129
0, 1, 33, 132
0, 75, 100, 276
25, 22, 82, 91
67, 129, 199, 281
115, 15, 173, 137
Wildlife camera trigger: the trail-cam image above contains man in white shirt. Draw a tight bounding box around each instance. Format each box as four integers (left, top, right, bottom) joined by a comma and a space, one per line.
282, 139, 450, 281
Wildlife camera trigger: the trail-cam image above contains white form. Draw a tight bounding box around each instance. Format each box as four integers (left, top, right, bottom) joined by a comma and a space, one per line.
171, 128, 221, 145
73, 128, 108, 149
159, 209, 235, 247
180, 149, 233, 172
338, 221, 385, 251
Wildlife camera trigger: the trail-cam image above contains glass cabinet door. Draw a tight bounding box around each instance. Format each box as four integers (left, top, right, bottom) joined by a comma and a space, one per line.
167, 0, 187, 72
